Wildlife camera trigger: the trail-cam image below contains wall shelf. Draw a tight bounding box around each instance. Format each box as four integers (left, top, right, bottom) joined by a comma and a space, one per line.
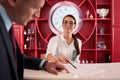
19, 0, 112, 63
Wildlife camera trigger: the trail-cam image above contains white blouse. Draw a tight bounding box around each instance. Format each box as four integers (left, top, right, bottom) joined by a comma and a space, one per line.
46, 34, 82, 63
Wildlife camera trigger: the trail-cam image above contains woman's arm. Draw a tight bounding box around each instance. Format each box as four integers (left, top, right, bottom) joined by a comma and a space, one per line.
47, 53, 68, 63
47, 53, 57, 62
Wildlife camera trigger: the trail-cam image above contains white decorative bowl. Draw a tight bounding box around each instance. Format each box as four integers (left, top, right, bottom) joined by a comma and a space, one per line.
96, 8, 109, 18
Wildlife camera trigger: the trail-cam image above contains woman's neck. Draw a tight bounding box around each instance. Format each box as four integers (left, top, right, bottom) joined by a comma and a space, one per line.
63, 33, 73, 45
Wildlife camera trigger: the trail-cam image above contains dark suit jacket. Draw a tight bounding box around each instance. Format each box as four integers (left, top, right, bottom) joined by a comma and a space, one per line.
0, 15, 43, 80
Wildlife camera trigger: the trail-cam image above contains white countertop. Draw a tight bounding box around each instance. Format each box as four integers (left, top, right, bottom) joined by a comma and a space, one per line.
24, 62, 120, 80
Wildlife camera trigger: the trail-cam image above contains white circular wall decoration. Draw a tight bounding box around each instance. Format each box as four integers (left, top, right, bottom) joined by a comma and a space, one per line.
48, 1, 83, 34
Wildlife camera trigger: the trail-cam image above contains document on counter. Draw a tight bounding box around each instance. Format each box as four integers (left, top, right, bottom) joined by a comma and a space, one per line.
64, 64, 106, 78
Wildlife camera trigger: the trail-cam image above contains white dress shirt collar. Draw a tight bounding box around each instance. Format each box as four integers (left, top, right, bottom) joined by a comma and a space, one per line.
60, 34, 66, 42
0, 4, 12, 31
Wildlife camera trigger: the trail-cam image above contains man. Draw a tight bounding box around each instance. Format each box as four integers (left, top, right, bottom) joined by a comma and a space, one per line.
0, 0, 69, 80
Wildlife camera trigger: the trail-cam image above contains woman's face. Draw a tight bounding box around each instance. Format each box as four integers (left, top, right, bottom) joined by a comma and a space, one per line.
62, 16, 76, 34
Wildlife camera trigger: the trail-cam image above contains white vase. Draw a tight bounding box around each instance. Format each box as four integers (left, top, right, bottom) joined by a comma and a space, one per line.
96, 8, 109, 18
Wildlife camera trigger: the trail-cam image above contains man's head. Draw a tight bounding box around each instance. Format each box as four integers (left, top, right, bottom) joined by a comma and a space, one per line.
1, 0, 45, 26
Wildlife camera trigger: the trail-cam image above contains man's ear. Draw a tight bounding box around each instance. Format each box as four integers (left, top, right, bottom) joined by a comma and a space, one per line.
8, 0, 18, 6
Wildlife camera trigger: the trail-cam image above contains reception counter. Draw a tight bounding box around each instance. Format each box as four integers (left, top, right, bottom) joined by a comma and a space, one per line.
24, 63, 120, 80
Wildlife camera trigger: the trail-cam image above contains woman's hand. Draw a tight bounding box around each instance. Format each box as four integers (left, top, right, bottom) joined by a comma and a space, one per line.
57, 55, 69, 63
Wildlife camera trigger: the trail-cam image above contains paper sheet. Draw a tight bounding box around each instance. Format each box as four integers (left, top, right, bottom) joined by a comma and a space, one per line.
64, 64, 106, 78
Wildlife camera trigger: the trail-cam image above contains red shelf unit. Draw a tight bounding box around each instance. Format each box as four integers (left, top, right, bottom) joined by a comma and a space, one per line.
18, 0, 113, 62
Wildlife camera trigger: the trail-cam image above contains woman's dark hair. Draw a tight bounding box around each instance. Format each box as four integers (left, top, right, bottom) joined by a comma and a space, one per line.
63, 15, 80, 55
62, 15, 76, 24
72, 34, 80, 55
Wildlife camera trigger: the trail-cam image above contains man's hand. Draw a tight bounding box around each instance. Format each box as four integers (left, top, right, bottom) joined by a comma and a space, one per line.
44, 61, 69, 75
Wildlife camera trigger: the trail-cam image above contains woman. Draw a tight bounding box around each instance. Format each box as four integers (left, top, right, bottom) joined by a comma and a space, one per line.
46, 15, 82, 63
